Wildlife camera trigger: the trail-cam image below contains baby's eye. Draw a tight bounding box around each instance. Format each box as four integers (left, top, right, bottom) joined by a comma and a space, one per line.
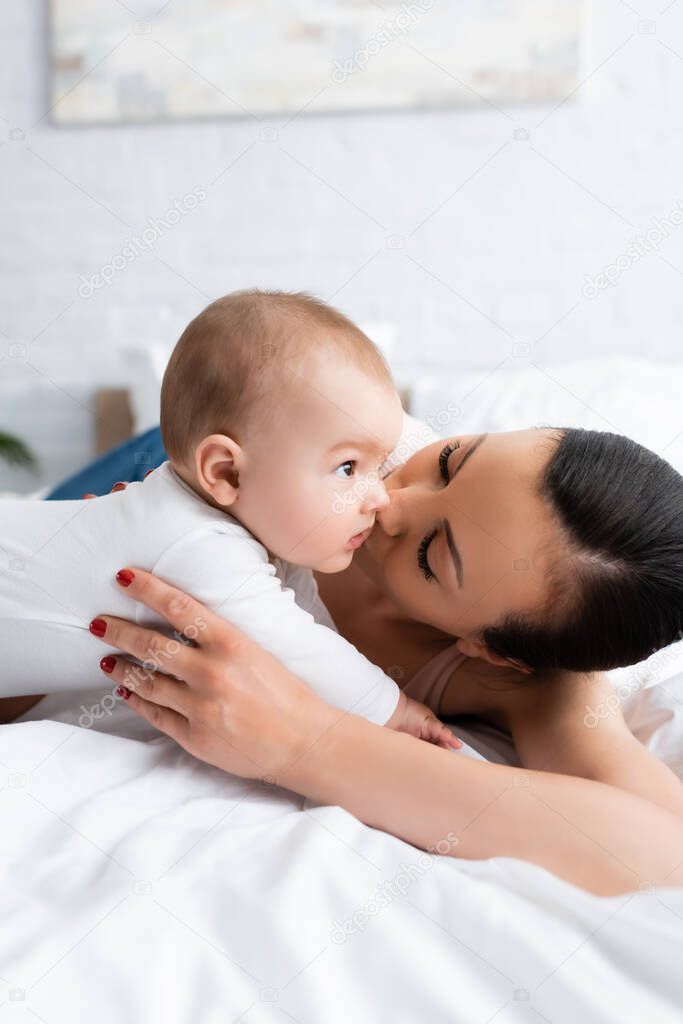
334, 460, 356, 479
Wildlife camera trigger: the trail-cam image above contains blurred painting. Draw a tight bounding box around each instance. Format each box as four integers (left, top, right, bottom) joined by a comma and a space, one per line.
49, 0, 580, 125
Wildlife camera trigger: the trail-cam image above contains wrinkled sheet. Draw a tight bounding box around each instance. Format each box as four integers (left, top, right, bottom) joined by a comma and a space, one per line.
1, 663, 682, 1023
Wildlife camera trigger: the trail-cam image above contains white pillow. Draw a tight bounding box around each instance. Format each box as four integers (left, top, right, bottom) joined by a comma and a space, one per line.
619, 655, 683, 781
122, 341, 171, 435
410, 356, 683, 473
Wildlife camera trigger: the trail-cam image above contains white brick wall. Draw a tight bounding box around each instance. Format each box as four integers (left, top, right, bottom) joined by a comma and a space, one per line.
1, 0, 683, 491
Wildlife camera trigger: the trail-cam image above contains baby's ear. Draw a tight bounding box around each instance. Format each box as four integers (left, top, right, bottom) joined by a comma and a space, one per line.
195, 434, 243, 507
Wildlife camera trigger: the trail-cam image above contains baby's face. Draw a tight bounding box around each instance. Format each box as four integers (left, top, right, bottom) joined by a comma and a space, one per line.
235, 355, 404, 572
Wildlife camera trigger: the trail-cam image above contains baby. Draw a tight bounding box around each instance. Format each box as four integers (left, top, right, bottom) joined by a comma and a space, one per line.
0, 290, 458, 748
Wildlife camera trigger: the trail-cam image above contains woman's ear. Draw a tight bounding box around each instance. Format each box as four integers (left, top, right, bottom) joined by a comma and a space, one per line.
195, 434, 244, 507
455, 637, 533, 675
455, 636, 487, 660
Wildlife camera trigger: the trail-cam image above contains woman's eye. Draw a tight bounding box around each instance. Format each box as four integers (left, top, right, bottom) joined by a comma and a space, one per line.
334, 460, 356, 479
417, 528, 437, 582
438, 440, 461, 485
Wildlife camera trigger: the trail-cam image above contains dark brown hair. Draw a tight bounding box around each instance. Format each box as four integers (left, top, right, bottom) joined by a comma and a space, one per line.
483, 429, 683, 672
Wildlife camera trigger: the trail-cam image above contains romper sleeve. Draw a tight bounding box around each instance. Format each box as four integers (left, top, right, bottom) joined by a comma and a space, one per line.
146, 526, 400, 726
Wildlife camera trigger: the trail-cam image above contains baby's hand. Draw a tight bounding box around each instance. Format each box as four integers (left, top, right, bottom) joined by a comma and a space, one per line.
386, 692, 462, 751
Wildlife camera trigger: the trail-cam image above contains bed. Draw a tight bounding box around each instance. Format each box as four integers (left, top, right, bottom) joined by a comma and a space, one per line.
2, 664, 683, 1022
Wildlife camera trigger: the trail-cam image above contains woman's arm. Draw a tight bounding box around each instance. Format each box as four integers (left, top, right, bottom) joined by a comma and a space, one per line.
93, 568, 683, 897
286, 710, 683, 896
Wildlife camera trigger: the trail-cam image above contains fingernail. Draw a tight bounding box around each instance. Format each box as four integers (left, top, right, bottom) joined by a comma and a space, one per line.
116, 569, 135, 587
112, 482, 126, 491
82, 493, 96, 499
100, 655, 116, 674
115, 685, 131, 700
89, 618, 107, 638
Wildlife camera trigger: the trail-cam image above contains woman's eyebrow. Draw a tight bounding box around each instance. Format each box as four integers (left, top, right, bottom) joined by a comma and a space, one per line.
442, 433, 488, 587
451, 433, 488, 482
442, 518, 463, 587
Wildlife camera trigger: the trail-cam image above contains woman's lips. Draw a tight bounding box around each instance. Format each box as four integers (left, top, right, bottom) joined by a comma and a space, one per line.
346, 527, 372, 550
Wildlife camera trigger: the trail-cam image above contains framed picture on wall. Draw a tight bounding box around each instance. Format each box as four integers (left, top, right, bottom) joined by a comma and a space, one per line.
49, 0, 581, 125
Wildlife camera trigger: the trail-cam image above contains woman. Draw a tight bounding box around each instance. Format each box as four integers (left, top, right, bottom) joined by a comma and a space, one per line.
7, 424, 683, 894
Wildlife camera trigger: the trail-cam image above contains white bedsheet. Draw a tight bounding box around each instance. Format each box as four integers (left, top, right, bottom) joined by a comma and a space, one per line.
2, 668, 682, 1023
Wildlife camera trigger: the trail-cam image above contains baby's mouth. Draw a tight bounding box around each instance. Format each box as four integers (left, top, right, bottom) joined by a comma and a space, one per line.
360, 518, 389, 558
346, 526, 373, 550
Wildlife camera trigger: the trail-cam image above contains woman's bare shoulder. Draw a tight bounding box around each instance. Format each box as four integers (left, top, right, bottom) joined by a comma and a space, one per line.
440, 658, 610, 736
504, 670, 621, 771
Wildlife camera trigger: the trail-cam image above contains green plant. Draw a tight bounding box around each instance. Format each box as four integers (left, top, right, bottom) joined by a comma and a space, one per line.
0, 431, 37, 470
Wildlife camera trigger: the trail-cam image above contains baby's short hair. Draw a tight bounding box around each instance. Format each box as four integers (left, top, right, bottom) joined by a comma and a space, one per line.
160, 289, 394, 465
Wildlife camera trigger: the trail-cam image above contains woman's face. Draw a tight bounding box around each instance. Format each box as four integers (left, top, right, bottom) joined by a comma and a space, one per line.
361, 429, 564, 643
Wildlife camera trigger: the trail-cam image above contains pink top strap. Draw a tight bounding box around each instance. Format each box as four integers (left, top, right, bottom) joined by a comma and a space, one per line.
402, 643, 466, 714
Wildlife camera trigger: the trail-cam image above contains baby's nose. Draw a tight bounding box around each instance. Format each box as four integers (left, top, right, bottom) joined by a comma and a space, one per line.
360, 476, 391, 514
373, 482, 391, 512
375, 486, 404, 535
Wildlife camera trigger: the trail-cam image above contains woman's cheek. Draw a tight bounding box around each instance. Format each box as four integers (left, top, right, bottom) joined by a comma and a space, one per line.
386, 549, 415, 608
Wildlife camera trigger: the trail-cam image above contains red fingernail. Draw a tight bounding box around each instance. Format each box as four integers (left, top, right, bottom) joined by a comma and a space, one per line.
100, 656, 117, 674
116, 569, 135, 587
116, 685, 131, 700
112, 481, 126, 491
89, 618, 107, 638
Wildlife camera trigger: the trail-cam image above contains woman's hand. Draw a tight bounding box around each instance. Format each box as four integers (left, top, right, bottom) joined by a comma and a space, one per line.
82, 474, 150, 500
94, 567, 340, 784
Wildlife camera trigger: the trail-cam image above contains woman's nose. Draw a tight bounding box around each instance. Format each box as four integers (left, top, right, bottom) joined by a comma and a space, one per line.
375, 483, 413, 535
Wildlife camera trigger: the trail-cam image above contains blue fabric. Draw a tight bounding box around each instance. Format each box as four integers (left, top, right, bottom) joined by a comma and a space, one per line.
46, 426, 167, 500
